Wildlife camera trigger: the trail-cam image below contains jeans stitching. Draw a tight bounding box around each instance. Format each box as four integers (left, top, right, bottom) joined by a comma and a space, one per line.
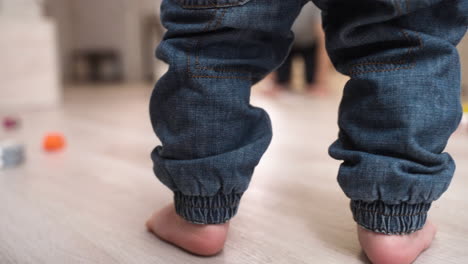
176, 0, 249, 9
185, 5, 252, 79
176, 193, 242, 209
194, 8, 252, 75
178, 205, 239, 209
194, 8, 248, 72
185, 7, 217, 78
181, 4, 242, 8
187, 42, 250, 79
358, 223, 423, 235
356, 208, 427, 217
348, 60, 407, 67
348, 29, 423, 76
348, 0, 423, 76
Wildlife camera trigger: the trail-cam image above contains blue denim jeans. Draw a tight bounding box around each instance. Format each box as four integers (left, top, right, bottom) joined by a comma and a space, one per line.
150, 0, 468, 234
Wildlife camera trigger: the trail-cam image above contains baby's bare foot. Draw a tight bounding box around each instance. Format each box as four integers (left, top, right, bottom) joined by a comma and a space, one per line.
358, 221, 437, 264
146, 204, 229, 256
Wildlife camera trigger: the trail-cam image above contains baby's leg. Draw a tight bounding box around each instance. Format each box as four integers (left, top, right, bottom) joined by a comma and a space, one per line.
147, 0, 306, 256
312, 0, 467, 263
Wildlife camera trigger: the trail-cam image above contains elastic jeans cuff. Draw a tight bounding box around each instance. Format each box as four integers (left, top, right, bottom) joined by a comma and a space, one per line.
174, 192, 243, 224
351, 200, 431, 235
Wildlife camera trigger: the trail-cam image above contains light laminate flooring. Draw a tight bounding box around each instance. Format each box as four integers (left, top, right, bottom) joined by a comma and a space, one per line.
1, 83, 468, 264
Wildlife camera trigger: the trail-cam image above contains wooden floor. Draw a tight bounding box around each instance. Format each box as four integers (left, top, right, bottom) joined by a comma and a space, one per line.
1, 83, 468, 264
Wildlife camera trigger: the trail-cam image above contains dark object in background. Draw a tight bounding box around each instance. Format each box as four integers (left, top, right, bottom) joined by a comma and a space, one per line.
276, 43, 318, 86
2, 117, 20, 131
72, 50, 123, 83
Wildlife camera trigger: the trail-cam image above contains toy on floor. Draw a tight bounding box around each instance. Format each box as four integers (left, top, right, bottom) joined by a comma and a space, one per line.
463, 102, 468, 113
2, 117, 20, 130
0, 141, 25, 169
43, 132, 66, 152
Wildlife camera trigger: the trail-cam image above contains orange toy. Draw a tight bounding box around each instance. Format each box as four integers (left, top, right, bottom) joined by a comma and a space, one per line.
43, 133, 66, 152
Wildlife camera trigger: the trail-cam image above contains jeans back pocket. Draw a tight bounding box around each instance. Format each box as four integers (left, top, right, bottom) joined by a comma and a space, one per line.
174, 0, 251, 9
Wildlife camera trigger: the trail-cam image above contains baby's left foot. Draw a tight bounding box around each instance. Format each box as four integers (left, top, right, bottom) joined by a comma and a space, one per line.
146, 204, 229, 256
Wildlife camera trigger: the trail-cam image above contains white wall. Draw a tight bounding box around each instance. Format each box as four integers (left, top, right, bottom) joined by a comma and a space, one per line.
0, 0, 43, 19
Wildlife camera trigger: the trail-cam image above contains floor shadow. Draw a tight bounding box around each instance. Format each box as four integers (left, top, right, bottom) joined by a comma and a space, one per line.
262, 171, 368, 263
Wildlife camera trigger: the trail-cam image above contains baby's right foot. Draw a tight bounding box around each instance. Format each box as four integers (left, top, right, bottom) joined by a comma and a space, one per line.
146, 204, 229, 256
358, 221, 437, 264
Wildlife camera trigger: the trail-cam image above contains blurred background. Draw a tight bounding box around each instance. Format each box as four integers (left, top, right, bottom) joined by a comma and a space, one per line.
1, 0, 467, 108
1, 0, 164, 110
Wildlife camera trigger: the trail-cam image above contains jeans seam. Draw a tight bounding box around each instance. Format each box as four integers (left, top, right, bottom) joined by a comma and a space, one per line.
185, 6, 252, 79
175, 193, 242, 209
348, 29, 422, 76
358, 223, 423, 235
355, 208, 427, 217
194, 8, 252, 75
348, 0, 423, 76
174, 192, 242, 224
176, 0, 250, 9
176, 205, 237, 209
187, 47, 251, 79
181, 4, 240, 8
194, 8, 249, 73
195, 57, 251, 73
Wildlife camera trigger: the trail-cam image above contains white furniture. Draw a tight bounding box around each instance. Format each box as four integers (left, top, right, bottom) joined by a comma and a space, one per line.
0, 0, 60, 110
